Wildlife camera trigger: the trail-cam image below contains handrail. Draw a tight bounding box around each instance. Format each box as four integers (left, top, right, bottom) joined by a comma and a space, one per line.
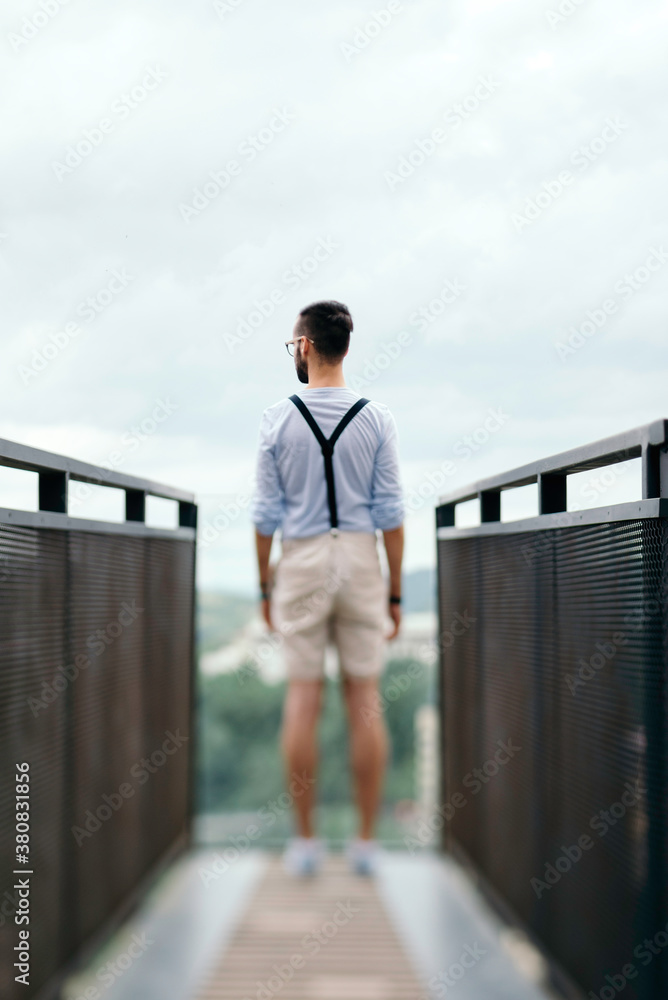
0, 437, 197, 527
436, 419, 668, 526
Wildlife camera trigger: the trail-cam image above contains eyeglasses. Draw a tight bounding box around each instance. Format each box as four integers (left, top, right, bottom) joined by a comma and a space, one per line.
285, 336, 314, 357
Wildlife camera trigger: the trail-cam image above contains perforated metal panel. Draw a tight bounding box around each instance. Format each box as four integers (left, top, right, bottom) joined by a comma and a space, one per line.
0, 523, 195, 1000
437, 517, 668, 999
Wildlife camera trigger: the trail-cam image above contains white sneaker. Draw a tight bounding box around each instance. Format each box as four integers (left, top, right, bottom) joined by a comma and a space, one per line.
346, 838, 381, 876
282, 836, 326, 876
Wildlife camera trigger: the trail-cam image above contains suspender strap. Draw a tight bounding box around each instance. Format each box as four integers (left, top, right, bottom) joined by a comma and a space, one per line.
289, 394, 370, 529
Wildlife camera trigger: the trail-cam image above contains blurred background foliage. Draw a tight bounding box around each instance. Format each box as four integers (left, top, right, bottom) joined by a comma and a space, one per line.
195, 656, 434, 846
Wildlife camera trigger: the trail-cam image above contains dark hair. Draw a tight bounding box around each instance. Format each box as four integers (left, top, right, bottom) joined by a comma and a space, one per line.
298, 300, 352, 363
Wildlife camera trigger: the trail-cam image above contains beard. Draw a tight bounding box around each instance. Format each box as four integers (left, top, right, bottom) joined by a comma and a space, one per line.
295, 349, 309, 384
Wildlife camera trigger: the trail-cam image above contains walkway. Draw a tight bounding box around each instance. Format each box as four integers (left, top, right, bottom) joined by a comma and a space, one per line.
195, 856, 422, 998
61, 850, 561, 1000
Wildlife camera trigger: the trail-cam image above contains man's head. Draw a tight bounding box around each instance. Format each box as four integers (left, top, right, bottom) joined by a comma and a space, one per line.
292, 300, 353, 384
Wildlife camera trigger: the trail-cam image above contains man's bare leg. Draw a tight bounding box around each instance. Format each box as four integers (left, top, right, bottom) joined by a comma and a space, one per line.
342, 675, 389, 840
281, 679, 324, 837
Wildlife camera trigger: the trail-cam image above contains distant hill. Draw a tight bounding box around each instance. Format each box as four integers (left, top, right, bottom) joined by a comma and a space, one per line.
196, 565, 436, 655
196, 591, 257, 655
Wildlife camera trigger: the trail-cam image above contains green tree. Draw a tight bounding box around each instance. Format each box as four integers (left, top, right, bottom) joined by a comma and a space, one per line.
196, 657, 433, 817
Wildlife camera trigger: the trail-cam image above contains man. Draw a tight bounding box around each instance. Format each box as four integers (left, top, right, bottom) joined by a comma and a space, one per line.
250, 300, 405, 876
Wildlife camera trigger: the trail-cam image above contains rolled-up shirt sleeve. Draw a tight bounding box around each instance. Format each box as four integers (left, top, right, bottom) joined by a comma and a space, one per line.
249, 409, 285, 536
370, 409, 405, 531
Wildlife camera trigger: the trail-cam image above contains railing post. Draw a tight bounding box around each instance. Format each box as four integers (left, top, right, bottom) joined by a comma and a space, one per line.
125, 488, 146, 522
38, 470, 68, 513
538, 472, 567, 514
436, 503, 455, 528
179, 500, 198, 529
642, 443, 668, 499
479, 490, 500, 523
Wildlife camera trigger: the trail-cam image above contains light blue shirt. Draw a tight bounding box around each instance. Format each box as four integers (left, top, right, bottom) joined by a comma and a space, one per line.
250, 387, 404, 539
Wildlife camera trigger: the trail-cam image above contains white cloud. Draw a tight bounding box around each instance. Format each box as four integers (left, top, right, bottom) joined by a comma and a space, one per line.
1, 0, 667, 590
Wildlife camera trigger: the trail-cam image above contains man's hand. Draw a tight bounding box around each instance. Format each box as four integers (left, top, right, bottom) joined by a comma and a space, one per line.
260, 561, 275, 630
255, 529, 275, 630
261, 596, 274, 631
387, 601, 401, 640
382, 523, 404, 641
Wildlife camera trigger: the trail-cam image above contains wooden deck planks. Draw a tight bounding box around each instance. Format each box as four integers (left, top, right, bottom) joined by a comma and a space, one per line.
194, 855, 426, 1000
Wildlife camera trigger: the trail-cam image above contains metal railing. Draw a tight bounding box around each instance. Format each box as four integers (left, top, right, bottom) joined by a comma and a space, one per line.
0, 439, 197, 1000
435, 420, 668, 1000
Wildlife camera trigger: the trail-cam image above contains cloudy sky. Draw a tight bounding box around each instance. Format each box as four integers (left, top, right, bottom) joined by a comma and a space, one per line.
2, 0, 667, 594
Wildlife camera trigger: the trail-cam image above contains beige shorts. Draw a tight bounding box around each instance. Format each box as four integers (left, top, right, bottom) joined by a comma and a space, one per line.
271, 530, 388, 682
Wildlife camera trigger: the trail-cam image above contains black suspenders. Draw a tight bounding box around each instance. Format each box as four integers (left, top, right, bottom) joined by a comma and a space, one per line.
289, 394, 370, 530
